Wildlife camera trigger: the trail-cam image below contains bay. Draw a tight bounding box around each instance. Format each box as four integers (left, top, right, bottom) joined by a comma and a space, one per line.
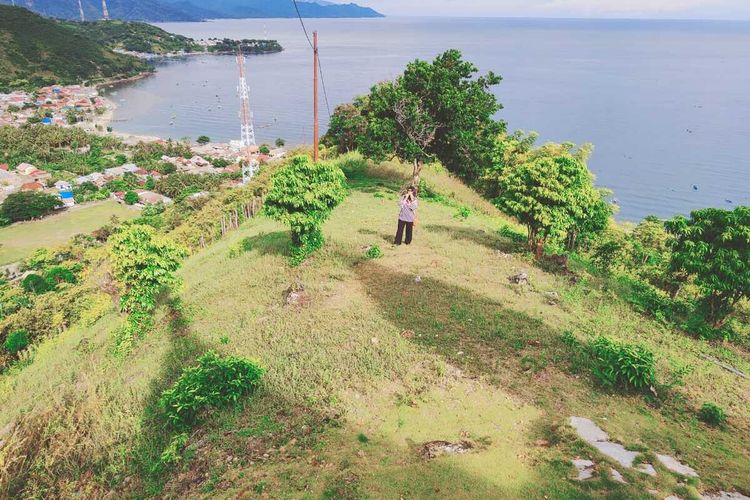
105, 17, 750, 221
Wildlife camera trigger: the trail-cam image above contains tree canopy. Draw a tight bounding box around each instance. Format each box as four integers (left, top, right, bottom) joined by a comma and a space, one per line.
325, 50, 504, 186
1, 191, 63, 222
666, 206, 750, 327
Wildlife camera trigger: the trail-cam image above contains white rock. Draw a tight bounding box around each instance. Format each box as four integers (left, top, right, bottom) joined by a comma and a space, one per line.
657, 454, 699, 478
610, 468, 627, 484
636, 463, 657, 476
572, 459, 596, 480
569, 417, 610, 443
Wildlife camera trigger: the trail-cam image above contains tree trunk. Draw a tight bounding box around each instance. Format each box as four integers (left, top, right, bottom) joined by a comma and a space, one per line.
535, 240, 545, 260
412, 159, 423, 188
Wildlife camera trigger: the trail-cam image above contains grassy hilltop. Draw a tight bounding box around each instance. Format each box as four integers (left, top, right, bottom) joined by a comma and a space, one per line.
0, 5, 149, 91
1, 155, 748, 498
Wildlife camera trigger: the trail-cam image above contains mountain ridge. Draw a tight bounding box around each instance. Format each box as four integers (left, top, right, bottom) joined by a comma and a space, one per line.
0, 0, 383, 21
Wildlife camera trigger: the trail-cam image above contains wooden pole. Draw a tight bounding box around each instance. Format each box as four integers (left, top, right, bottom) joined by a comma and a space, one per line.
313, 31, 319, 163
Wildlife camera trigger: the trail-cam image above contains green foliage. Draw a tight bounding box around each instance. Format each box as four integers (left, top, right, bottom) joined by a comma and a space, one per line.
259, 144, 271, 155
21, 274, 54, 295
666, 206, 750, 328
0, 6, 149, 91
206, 38, 282, 55
454, 206, 472, 220
159, 351, 264, 429
61, 20, 202, 55
196, 135, 211, 145
110, 225, 187, 315
495, 153, 605, 253
1, 191, 62, 222
264, 155, 347, 266
589, 336, 656, 392
123, 191, 139, 205
617, 275, 692, 325
329, 50, 503, 182
154, 173, 223, 199
698, 402, 727, 427
365, 245, 383, 259
498, 224, 526, 244
3, 329, 29, 355
44, 266, 76, 285
275, 138, 286, 148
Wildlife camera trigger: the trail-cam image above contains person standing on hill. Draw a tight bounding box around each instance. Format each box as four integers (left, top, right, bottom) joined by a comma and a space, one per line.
394, 186, 418, 245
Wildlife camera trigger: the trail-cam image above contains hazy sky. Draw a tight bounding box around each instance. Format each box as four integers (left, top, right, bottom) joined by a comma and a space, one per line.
359, 0, 750, 20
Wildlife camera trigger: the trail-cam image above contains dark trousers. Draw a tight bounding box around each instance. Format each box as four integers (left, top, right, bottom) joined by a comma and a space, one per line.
395, 219, 414, 245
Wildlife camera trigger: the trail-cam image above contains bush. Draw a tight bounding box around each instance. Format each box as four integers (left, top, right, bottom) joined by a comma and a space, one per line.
454, 206, 471, 220
44, 266, 76, 285
259, 144, 271, 155
159, 351, 264, 429
196, 135, 211, 145
698, 402, 727, 427
123, 191, 139, 205
365, 245, 383, 259
3, 330, 30, 354
21, 274, 54, 294
264, 155, 347, 266
590, 336, 656, 392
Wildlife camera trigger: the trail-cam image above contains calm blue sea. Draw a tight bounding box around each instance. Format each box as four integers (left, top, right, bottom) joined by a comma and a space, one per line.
105, 17, 750, 221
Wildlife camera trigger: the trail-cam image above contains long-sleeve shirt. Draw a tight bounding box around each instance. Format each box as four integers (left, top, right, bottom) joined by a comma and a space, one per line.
399, 196, 418, 222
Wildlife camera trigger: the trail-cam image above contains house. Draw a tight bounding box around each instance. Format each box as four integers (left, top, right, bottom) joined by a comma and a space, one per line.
74, 172, 106, 187
15, 163, 36, 176
59, 190, 75, 207
21, 182, 44, 191
138, 190, 172, 205
54, 180, 72, 191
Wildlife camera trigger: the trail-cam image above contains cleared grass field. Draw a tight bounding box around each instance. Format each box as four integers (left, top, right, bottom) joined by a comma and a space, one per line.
1, 159, 748, 498
0, 201, 138, 265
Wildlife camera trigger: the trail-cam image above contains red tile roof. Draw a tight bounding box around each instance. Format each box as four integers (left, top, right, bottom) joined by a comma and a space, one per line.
21, 182, 44, 191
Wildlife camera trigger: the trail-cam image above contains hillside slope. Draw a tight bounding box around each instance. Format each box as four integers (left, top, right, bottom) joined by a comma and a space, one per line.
0, 157, 748, 497
0, 6, 149, 90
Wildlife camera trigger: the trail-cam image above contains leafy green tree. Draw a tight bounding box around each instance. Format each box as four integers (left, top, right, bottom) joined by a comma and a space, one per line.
495, 154, 603, 257
323, 101, 368, 153
21, 274, 54, 294
3, 330, 29, 355
144, 176, 155, 190
275, 138, 286, 148
264, 155, 347, 265
1, 191, 62, 222
196, 135, 211, 145
666, 206, 750, 327
259, 144, 271, 155
332, 50, 504, 185
123, 191, 139, 205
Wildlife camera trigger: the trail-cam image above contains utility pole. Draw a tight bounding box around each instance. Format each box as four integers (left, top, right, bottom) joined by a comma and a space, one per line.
313, 31, 319, 163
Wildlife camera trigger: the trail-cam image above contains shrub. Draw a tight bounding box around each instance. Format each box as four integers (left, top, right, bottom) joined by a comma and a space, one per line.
259, 144, 271, 155
21, 274, 54, 294
275, 138, 285, 148
498, 224, 526, 244
196, 135, 211, 145
159, 351, 264, 429
44, 266, 76, 285
698, 402, 727, 427
365, 245, 383, 259
123, 191, 139, 205
264, 155, 347, 266
590, 336, 656, 392
3, 330, 30, 354
454, 206, 471, 220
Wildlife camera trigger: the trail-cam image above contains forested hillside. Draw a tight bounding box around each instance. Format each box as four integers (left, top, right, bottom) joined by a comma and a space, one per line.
0, 6, 149, 91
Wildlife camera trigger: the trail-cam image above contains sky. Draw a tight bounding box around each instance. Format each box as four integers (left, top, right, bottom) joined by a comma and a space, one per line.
357, 0, 750, 20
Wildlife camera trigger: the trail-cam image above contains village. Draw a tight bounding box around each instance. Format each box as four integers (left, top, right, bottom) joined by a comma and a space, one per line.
0, 84, 108, 128
0, 81, 286, 212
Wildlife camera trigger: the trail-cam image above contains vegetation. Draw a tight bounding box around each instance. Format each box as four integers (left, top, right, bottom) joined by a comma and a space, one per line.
0, 6, 150, 91
196, 135, 211, 145
324, 50, 503, 186
666, 207, 750, 328
264, 155, 347, 265
3, 329, 29, 355
206, 38, 283, 55
160, 351, 264, 429
699, 402, 728, 427
589, 336, 657, 392
62, 20, 203, 54
1, 191, 63, 222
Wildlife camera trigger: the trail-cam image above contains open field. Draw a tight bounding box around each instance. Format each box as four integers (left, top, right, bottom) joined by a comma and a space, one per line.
0, 201, 138, 265
0, 160, 748, 497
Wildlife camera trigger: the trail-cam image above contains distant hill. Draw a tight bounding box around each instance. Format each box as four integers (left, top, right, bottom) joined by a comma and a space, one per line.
0, 0, 383, 21
0, 6, 149, 91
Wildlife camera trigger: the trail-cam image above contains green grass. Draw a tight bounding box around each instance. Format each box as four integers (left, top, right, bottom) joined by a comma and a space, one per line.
0, 201, 137, 265
0, 159, 747, 498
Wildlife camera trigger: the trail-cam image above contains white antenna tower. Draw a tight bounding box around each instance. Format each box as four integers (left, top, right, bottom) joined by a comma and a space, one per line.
78, 0, 85, 21
236, 46, 258, 183
101, 0, 110, 19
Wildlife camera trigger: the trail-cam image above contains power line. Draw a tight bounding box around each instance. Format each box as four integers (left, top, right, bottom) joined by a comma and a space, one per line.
291, 0, 331, 119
